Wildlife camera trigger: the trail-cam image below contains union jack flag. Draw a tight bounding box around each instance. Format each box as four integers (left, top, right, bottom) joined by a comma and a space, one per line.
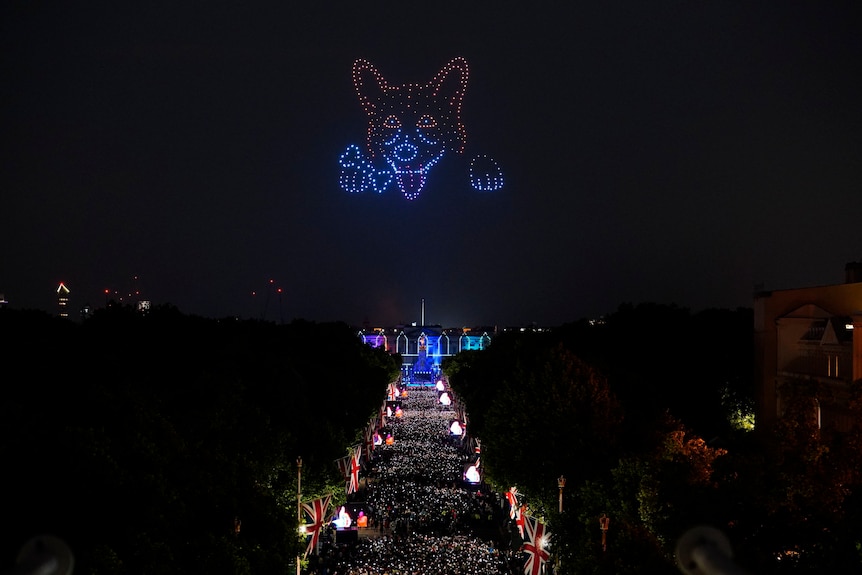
514, 504, 527, 538
506, 487, 520, 519
363, 419, 376, 461
522, 515, 550, 575
301, 494, 332, 557
336, 444, 362, 495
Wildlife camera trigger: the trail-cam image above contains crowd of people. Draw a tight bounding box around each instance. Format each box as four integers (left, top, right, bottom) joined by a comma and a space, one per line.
307, 382, 524, 575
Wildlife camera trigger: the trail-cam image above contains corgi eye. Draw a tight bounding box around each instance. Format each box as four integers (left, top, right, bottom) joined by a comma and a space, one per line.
417, 114, 437, 129
383, 115, 401, 129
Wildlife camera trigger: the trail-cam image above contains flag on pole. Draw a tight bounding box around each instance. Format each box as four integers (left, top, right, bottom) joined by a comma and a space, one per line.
522, 515, 550, 575
506, 487, 520, 519
336, 444, 362, 495
363, 419, 376, 461
301, 494, 332, 558
515, 504, 527, 538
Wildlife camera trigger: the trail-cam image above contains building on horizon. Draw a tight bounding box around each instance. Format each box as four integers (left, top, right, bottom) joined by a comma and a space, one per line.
56, 282, 70, 318
359, 325, 494, 385
754, 261, 862, 433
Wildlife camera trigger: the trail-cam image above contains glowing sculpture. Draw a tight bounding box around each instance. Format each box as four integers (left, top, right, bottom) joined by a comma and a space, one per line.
339, 57, 504, 200
464, 458, 481, 484
332, 506, 352, 529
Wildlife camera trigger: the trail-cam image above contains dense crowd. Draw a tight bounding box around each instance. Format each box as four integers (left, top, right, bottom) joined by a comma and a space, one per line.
308, 383, 522, 575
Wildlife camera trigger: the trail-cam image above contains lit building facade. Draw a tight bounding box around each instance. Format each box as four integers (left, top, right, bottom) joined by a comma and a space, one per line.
359, 325, 493, 384
754, 262, 862, 432
56, 282, 70, 318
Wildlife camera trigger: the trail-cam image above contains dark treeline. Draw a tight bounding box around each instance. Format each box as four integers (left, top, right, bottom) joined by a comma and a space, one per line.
444, 303, 862, 574
1, 304, 401, 574
4, 302, 862, 574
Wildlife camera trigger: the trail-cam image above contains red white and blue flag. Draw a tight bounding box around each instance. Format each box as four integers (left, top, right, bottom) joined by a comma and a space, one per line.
522, 515, 550, 575
514, 504, 527, 538
301, 494, 332, 557
363, 419, 376, 461
336, 444, 362, 495
506, 487, 520, 519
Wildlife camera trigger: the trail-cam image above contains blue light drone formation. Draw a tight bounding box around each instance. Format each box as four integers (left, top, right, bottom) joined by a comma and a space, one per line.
338, 57, 504, 200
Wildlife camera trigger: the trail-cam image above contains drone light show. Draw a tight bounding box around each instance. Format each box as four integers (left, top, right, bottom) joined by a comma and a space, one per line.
338, 57, 504, 200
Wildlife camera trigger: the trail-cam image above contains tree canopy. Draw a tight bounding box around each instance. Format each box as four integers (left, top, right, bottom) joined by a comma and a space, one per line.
1, 305, 401, 574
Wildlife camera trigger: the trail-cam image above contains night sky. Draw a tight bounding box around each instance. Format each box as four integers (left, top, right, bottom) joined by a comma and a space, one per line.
2, 2, 861, 328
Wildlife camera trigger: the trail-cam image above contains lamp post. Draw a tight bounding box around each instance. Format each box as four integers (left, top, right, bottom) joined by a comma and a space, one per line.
599, 513, 610, 552
556, 475, 566, 575
296, 456, 302, 575
557, 475, 566, 513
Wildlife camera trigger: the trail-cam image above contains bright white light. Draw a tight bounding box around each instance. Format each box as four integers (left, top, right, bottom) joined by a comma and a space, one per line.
332, 506, 352, 528
439, 392, 451, 406
465, 464, 480, 483
436, 380, 445, 391
450, 420, 463, 435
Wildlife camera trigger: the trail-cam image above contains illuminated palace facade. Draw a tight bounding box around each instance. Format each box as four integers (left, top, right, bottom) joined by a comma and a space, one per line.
358, 325, 493, 384
754, 261, 862, 433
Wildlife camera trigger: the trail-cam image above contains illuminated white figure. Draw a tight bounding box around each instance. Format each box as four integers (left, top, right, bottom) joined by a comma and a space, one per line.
465, 459, 481, 484
332, 506, 352, 528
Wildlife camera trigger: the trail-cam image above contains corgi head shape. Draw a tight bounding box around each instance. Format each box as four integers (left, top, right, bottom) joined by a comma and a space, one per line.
352, 57, 468, 200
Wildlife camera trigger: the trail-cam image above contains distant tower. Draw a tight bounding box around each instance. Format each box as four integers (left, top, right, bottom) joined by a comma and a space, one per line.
56, 282, 70, 318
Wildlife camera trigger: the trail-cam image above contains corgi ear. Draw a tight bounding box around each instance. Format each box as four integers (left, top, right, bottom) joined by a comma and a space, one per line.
353, 59, 388, 114
432, 57, 469, 108
432, 57, 469, 153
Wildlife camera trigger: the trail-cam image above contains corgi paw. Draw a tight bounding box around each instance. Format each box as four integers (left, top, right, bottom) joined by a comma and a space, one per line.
339, 144, 371, 193
469, 155, 504, 191
339, 144, 392, 193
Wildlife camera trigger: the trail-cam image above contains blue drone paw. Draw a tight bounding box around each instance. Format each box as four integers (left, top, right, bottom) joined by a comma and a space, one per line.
339, 144, 370, 193
469, 155, 504, 191
339, 144, 393, 194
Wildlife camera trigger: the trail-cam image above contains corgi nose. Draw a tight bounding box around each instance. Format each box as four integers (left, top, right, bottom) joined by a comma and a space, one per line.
392, 142, 418, 162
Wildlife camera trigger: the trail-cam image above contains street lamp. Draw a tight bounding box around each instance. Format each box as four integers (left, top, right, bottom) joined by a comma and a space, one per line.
296, 457, 302, 575
556, 476, 566, 575
557, 475, 566, 513
599, 513, 610, 552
